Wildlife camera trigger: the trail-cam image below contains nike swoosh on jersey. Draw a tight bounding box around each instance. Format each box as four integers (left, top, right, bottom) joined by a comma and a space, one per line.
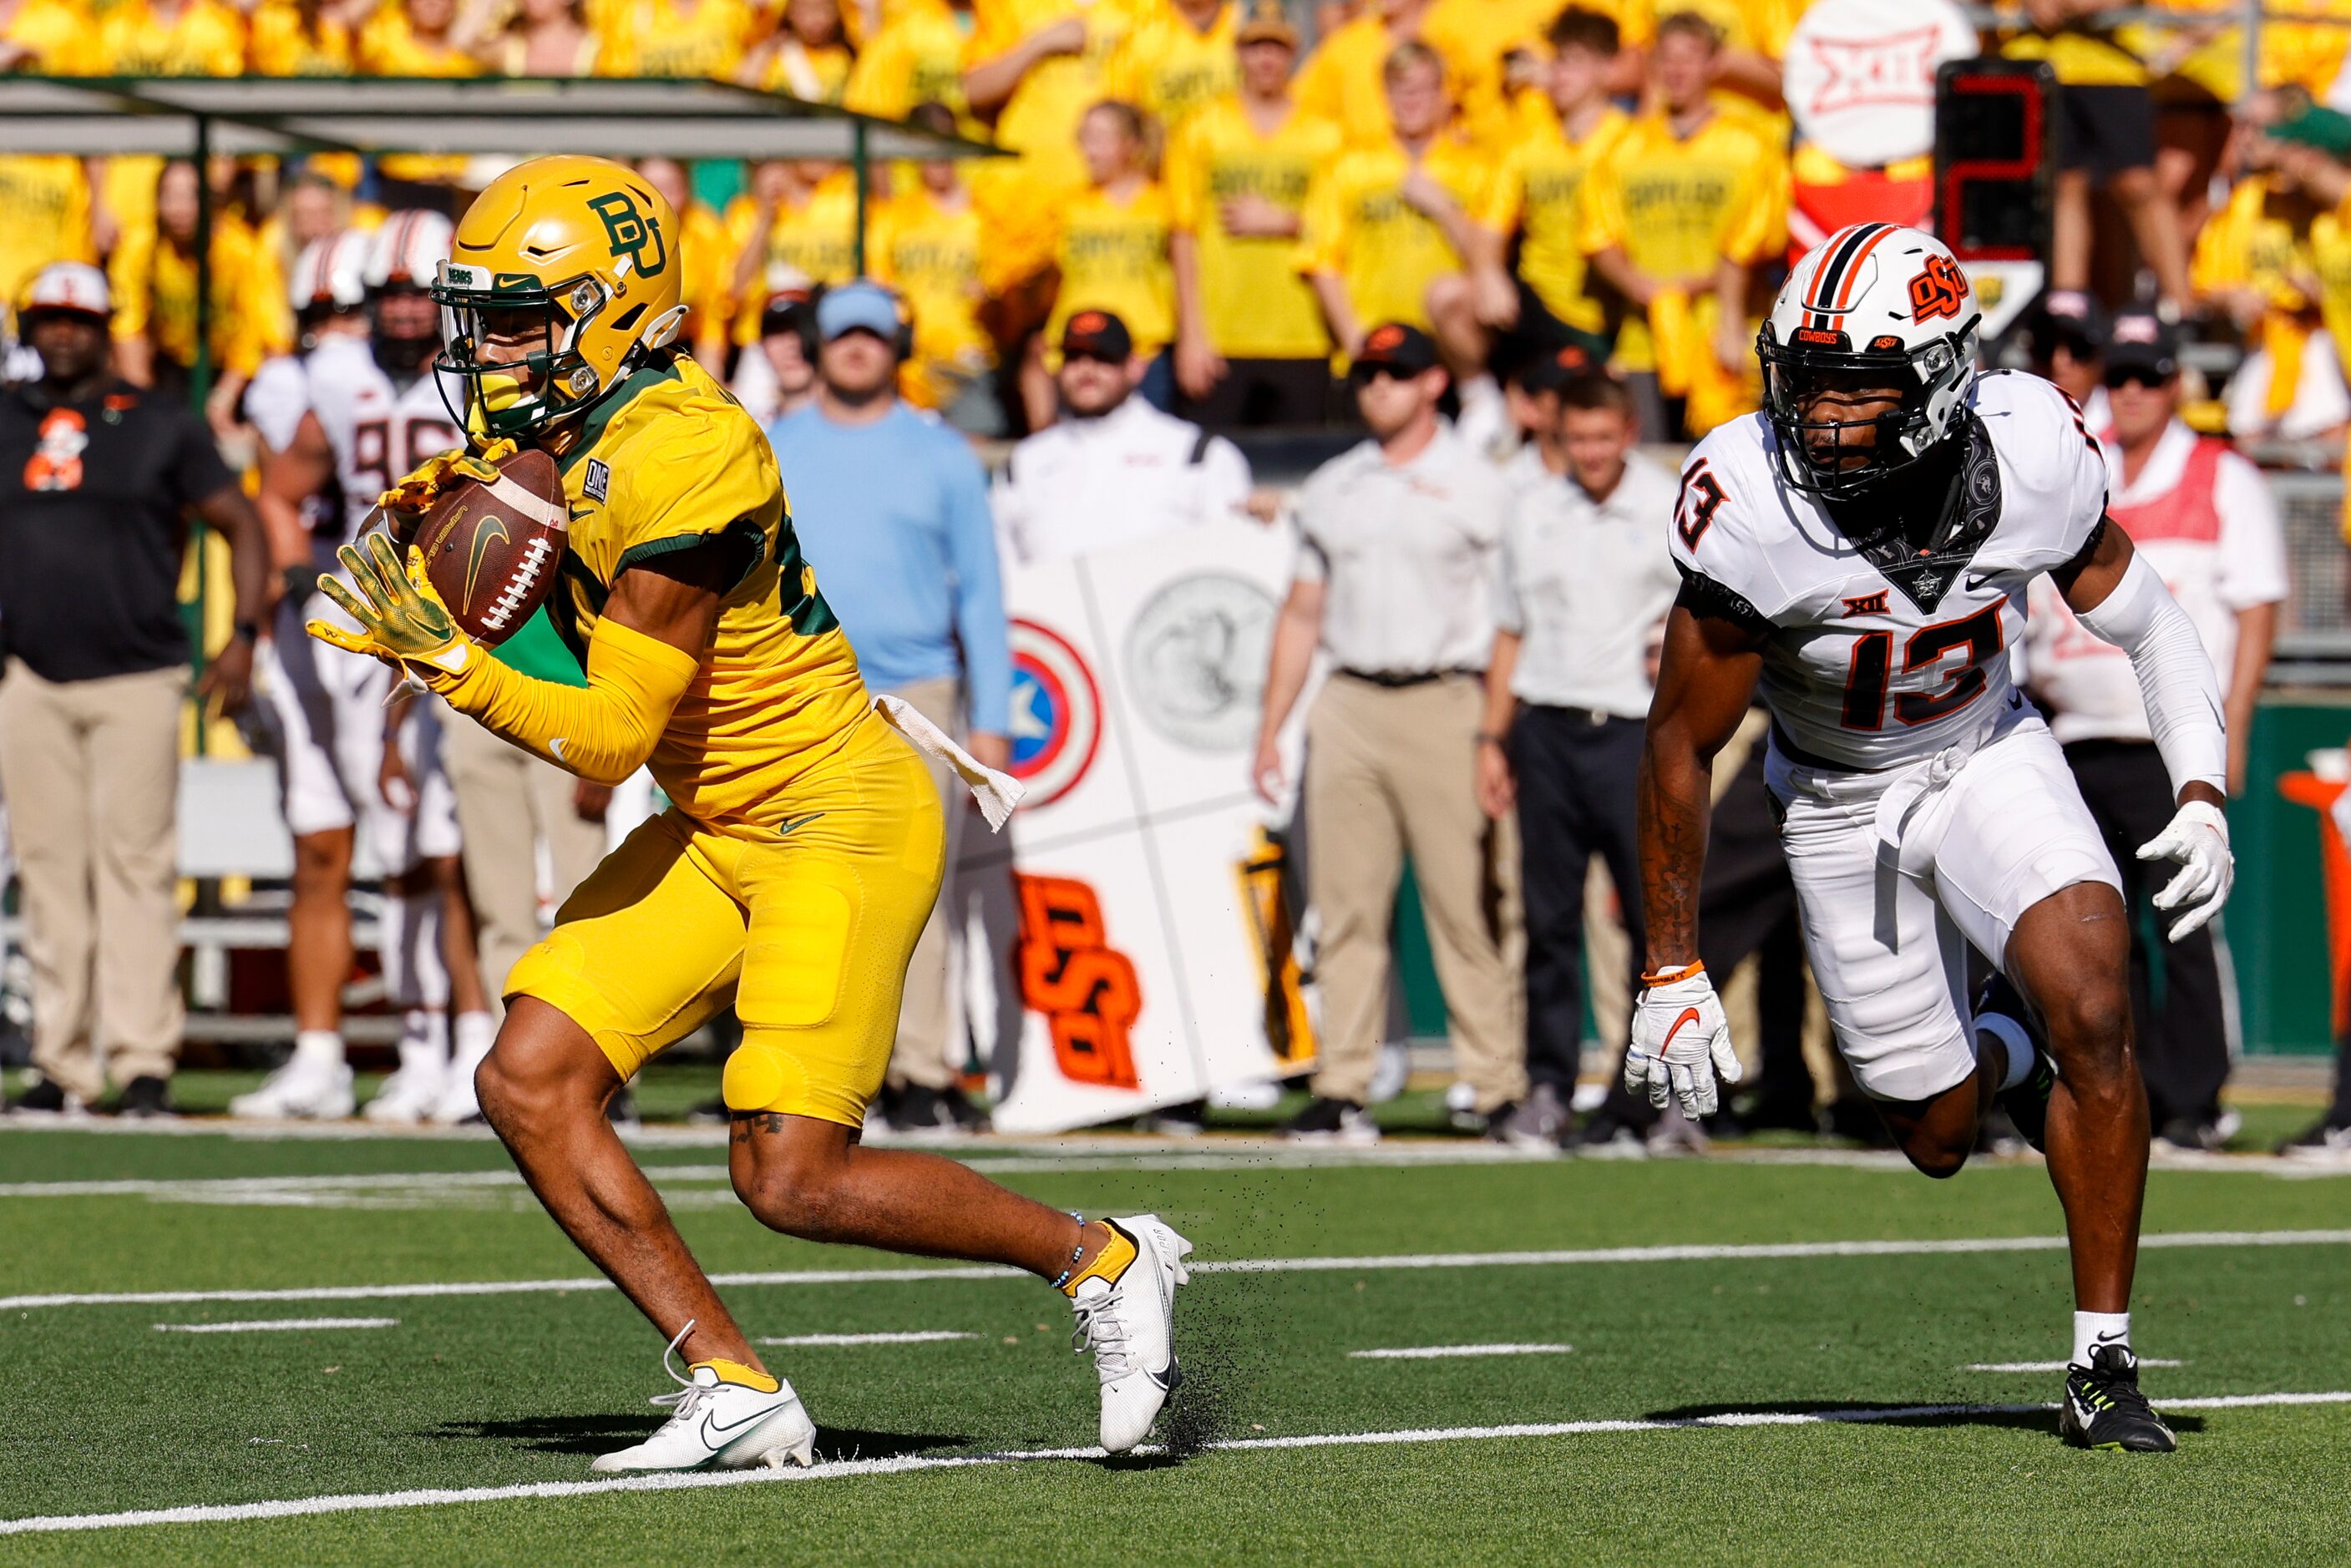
776, 812, 825, 836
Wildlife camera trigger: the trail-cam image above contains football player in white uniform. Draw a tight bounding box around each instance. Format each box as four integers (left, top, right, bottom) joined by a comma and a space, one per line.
1636, 225, 2232, 1454
238, 212, 494, 1124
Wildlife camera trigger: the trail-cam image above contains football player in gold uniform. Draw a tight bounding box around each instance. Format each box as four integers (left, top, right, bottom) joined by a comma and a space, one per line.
310, 155, 1188, 1470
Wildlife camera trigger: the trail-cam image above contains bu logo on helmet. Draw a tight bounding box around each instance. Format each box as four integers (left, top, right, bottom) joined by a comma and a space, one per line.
586, 190, 666, 278
1908, 254, 1967, 324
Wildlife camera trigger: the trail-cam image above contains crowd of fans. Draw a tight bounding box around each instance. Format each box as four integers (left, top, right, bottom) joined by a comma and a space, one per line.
8, 0, 2351, 1155
15, 0, 2351, 458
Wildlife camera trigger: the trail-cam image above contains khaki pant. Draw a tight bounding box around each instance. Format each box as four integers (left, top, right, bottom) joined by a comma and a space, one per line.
0, 660, 185, 1100
1307, 673, 1526, 1111
883, 675, 968, 1092
443, 713, 607, 1007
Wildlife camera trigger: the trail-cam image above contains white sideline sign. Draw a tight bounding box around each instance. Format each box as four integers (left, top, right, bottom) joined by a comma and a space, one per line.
960, 518, 1315, 1133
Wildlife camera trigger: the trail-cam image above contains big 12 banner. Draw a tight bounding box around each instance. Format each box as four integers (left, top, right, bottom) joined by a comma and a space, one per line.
960, 518, 1315, 1133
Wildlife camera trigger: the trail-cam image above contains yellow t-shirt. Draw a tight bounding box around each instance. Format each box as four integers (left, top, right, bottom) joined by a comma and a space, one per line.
357, 8, 480, 185
1484, 104, 1629, 336
1102, 3, 1239, 141
595, 0, 760, 78
550, 352, 874, 832
872, 185, 996, 403
757, 38, 855, 103
1578, 109, 1788, 370
95, 0, 246, 74
2, 0, 94, 71
2191, 174, 2309, 313
678, 199, 736, 353
0, 156, 93, 305
841, 0, 971, 119
247, 1, 354, 73
94, 0, 246, 235
962, 0, 1153, 190
1994, 5, 2147, 88
109, 213, 275, 377
1165, 95, 1341, 361
1295, 131, 1493, 334
1291, 9, 1512, 154
728, 174, 864, 344
1047, 180, 1174, 354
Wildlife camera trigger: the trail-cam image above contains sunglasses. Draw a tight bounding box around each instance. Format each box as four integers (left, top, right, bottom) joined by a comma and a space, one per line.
2100, 365, 2173, 391
1062, 348, 1124, 367
1350, 363, 1417, 384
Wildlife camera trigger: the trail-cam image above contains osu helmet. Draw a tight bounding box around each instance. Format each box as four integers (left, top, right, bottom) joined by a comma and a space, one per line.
431, 154, 686, 438
1756, 223, 1981, 499
288, 228, 372, 320
367, 210, 453, 372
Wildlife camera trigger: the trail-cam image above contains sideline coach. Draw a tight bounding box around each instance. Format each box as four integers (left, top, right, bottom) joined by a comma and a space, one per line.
0, 262, 267, 1117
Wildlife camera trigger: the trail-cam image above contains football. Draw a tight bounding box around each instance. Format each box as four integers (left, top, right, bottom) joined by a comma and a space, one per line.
413, 446, 568, 646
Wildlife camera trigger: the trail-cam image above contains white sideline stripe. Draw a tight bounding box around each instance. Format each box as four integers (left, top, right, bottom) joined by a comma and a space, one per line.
7, 1228, 2348, 1312
1967, 1358, 2182, 1373
1349, 1343, 1573, 1360
4, 1391, 2347, 1537
152, 1318, 398, 1335
755, 1332, 976, 1348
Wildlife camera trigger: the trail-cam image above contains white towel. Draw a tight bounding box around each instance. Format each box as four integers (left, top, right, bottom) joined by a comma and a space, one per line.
873, 695, 1026, 832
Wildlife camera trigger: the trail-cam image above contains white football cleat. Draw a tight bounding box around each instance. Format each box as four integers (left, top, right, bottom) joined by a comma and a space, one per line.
1072, 1214, 1192, 1454
363, 1064, 444, 1125
230, 1056, 356, 1120
590, 1324, 817, 1474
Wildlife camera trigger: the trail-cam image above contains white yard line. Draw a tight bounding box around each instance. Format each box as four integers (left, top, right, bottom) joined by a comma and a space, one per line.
6, 1227, 2347, 1313
152, 1318, 398, 1335
755, 1332, 977, 1348
3, 1390, 2345, 1538
1966, 1358, 2182, 1373
1349, 1343, 1574, 1360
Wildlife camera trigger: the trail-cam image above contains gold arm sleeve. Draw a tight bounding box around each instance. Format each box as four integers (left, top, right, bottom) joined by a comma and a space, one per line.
433, 618, 701, 787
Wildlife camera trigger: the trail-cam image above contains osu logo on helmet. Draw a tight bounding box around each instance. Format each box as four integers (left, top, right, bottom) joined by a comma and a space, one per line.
1908, 255, 1968, 324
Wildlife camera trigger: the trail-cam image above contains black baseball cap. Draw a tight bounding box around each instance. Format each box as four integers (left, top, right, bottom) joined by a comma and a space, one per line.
1061, 309, 1133, 362
1516, 341, 1594, 396
2024, 288, 2109, 359
1350, 321, 1439, 378
2104, 308, 2179, 380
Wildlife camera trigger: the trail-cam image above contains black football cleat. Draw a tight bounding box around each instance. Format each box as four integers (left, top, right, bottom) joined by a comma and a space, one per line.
1976, 973, 2054, 1154
2059, 1343, 2178, 1453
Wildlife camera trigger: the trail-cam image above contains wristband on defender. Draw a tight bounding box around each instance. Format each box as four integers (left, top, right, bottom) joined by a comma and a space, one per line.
1640, 960, 1705, 989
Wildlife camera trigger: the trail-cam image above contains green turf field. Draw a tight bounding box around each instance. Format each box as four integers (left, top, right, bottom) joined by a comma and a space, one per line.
2, 1079, 2347, 1565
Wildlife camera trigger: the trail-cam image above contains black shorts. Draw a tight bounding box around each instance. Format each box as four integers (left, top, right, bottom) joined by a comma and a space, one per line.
1177, 357, 1334, 429
1492, 276, 1613, 387
2056, 83, 2156, 181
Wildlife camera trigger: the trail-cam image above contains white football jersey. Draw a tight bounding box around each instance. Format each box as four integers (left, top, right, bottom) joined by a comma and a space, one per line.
1670, 370, 2111, 771
245, 353, 311, 455
302, 336, 463, 549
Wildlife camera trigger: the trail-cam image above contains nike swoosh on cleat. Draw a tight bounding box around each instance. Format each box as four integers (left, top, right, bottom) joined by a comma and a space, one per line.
1143, 1359, 1178, 1393
700, 1400, 785, 1445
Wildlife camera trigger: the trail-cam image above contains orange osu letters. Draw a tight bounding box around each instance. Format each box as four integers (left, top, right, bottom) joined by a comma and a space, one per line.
1014, 874, 1143, 1090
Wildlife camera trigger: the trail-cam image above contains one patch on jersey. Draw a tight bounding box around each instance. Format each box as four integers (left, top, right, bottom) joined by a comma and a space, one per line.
583, 458, 611, 503
1841, 591, 1888, 618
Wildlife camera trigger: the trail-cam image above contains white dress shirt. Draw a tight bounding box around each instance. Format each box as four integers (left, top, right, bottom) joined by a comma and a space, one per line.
2024, 417, 2288, 744
1494, 448, 1681, 717
992, 394, 1252, 565
1292, 425, 1509, 675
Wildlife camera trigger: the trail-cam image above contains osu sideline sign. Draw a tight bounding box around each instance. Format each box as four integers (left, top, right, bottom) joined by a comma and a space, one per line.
959, 519, 1314, 1134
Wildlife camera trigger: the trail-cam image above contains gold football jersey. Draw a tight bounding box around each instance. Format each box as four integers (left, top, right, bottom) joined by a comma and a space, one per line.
548, 351, 873, 834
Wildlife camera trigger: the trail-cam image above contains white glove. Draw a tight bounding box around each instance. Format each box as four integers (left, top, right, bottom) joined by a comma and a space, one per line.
2136, 798, 2233, 942
1625, 964, 1741, 1118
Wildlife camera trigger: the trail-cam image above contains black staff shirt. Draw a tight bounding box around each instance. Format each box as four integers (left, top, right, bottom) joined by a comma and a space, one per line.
0, 377, 234, 683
